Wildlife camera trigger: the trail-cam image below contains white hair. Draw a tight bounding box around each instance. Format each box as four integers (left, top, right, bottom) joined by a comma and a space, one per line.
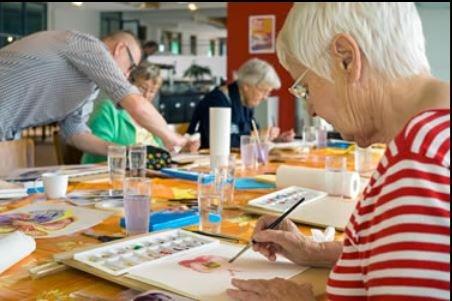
277, 2, 431, 82
235, 58, 281, 89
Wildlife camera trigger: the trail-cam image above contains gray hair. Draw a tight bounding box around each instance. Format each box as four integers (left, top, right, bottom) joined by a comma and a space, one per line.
235, 58, 281, 89
277, 2, 431, 82
130, 61, 161, 83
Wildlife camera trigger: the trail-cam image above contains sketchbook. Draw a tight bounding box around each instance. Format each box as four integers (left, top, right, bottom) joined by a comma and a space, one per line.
126, 241, 307, 300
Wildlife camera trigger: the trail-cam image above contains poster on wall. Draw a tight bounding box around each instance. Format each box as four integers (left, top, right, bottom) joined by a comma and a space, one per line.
249, 15, 275, 54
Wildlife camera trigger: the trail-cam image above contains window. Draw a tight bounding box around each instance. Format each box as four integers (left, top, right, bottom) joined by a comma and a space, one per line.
162, 31, 182, 55
190, 35, 197, 55
219, 38, 227, 56
25, 2, 46, 35
100, 12, 122, 38
209, 39, 216, 57
0, 2, 47, 48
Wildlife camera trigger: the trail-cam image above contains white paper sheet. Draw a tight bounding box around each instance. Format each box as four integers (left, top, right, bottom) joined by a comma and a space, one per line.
0, 231, 36, 274
0, 203, 112, 238
127, 242, 307, 301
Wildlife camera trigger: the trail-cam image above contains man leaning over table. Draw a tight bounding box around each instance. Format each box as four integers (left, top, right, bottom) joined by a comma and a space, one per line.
0, 30, 189, 154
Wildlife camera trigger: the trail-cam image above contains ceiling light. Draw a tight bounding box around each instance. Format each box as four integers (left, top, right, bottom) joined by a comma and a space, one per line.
188, 3, 197, 11
71, 2, 83, 7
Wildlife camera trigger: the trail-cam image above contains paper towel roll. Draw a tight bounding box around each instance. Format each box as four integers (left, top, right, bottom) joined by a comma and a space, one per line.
0, 231, 36, 274
276, 165, 361, 199
210, 107, 231, 166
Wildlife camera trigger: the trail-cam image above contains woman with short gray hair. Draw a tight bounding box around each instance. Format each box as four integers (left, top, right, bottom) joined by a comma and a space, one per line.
235, 58, 282, 90
228, 3, 449, 301
188, 58, 294, 148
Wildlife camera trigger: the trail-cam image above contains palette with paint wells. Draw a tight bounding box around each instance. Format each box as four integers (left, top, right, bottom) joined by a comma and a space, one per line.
73, 229, 219, 276
248, 186, 328, 213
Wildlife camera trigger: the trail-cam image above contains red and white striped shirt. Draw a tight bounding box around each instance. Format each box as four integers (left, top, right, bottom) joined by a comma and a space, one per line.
327, 109, 450, 301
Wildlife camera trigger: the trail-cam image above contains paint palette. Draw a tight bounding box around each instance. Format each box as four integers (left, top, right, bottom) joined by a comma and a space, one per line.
73, 229, 219, 276
248, 186, 328, 213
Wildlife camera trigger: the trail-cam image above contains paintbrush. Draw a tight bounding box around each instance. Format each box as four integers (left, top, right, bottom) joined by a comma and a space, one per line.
251, 119, 266, 163
228, 197, 305, 263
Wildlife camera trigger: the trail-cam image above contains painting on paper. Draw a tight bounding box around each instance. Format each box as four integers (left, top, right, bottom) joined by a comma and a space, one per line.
0, 204, 112, 238
127, 243, 307, 301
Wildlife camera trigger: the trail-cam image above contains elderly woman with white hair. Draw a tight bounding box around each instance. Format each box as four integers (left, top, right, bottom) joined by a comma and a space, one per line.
187, 58, 295, 148
227, 3, 450, 301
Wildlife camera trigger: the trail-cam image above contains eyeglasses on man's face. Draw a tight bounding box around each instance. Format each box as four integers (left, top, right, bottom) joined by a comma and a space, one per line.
288, 69, 310, 101
125, 46, 138, 73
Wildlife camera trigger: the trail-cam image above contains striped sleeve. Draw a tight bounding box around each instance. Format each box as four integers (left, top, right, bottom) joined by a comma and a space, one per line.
64, 31, 140, 104
328, 109, 450, 301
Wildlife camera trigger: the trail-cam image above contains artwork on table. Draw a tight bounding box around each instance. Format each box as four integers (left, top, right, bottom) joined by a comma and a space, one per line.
249, 15, 275, 54
6, 164, 108, 182
0, 204, 112, 238
127, 242, 306, 301
179, 255, 241, 277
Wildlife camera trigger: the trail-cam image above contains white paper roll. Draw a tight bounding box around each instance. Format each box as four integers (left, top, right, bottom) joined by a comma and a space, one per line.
0, 231, 36, 274
210, 107, 231, 166
276, 165, 361, 199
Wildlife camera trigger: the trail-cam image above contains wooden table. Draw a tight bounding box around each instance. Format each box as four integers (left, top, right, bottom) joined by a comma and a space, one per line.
0, 148, 382, 301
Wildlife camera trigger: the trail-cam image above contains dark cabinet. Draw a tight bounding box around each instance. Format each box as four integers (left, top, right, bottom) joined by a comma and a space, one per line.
158, 92, 204, 124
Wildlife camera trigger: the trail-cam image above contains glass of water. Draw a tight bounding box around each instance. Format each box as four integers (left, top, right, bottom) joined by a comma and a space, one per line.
315, 127, 328, 148
197, 172, 224, 234
240, 135, 257, 170
124, 177, 151, 236
302, 126, 317, 147
325, 156, 347, 198
212, 155, 236, 209
108, 145, 126, 196
355, 147, 374, 175
128, 144, 147, 177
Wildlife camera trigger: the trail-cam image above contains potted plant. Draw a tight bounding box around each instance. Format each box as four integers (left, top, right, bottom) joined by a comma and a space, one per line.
183, 64, 212, 82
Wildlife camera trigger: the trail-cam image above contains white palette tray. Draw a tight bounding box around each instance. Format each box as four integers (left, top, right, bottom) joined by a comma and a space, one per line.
248, 186, 328, 213
73, 229, 219, 276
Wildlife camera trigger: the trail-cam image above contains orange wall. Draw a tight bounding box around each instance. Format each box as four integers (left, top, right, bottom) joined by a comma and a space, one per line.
227, 2, 294, 131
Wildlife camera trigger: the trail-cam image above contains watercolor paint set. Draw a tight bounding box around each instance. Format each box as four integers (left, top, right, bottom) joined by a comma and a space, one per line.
73, 229, 219, 276
247, 186, 328, 213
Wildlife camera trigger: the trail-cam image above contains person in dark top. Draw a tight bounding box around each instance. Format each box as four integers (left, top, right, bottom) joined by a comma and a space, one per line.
187, 58, 295, 148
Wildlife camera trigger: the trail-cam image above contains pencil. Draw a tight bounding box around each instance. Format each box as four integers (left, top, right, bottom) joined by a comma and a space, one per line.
228, 197, 306, 263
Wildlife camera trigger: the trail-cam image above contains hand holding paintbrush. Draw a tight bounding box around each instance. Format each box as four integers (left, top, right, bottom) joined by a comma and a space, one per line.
228, 197, 305, 263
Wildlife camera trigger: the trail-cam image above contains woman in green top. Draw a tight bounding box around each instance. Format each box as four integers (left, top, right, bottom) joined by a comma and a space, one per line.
81, 62, 164, 164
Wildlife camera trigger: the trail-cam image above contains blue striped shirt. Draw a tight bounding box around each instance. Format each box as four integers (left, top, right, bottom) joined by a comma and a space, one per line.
0, 30, 140, 140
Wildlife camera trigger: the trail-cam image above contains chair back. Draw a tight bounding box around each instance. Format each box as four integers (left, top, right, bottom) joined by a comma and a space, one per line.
0, 139, 35, 177
52, 131, 83, 165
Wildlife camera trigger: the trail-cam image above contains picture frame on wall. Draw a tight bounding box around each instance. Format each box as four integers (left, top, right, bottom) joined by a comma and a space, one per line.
249, 15, 275, 54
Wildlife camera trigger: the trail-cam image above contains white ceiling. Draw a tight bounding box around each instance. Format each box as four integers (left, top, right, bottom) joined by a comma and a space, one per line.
49, 2, 226, 12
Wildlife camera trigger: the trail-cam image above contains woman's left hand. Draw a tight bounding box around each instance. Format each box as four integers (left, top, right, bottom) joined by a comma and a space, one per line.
181, 139, 200, 153
227, 278, 316, 301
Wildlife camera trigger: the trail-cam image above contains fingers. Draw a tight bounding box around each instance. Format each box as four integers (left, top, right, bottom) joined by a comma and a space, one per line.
231, 278, 267, 293
226, 289, 260, 301
254, 215, 280, 234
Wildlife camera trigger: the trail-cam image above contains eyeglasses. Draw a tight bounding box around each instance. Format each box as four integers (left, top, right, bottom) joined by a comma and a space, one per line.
288, 69, 310, 101
125, 46, 138, 73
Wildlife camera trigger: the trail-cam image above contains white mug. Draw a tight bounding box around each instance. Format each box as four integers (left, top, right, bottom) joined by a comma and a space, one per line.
42, 173, 68, 199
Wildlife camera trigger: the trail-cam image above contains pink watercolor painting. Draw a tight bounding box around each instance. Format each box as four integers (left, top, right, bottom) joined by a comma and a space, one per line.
178, 255, 241, 277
